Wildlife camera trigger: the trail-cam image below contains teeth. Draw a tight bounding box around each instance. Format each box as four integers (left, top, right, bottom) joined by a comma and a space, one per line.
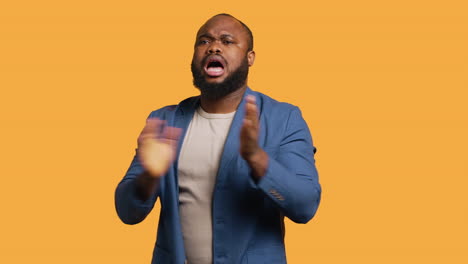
206, 67, 224, 76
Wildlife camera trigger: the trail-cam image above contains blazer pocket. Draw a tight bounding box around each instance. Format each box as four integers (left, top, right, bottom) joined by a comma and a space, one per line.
245, 246, 286, 264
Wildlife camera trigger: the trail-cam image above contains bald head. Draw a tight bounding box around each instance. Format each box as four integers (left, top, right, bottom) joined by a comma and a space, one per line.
198, 13, 254, 51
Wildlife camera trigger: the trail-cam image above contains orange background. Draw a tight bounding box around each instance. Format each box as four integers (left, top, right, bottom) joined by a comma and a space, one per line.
1, 1, 467, 263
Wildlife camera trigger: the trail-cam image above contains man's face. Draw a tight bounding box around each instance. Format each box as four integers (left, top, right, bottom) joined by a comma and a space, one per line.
191, 15, 255, 100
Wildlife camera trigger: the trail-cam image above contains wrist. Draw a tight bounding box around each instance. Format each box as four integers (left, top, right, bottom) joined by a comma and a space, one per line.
136, 171, 160, 201
245, 149, 268, 180
245, 148, 263, 164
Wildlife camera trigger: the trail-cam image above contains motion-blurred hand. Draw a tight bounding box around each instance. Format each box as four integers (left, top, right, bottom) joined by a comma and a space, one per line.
240, 95, 260, 160
240, 95, 268, 179
137, 118, 181, 178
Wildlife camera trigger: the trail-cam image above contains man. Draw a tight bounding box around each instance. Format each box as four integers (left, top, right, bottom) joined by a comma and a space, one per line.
115, 13, 321, 264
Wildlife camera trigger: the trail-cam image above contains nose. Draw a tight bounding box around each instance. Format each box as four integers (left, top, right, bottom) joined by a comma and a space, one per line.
207, 41, 221, 54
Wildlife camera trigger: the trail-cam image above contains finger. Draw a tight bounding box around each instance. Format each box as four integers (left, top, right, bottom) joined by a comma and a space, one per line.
139, 119, 165, 145
240, 118, 250, 132
141, 118, 164, 137
162, 126, 182, 141
162, 126, 182, 148
245, 95, 257, 115
241, 119, 256, 140
242, 118, 251, 129
244, 96, 259, 129
246, 94, 256, 103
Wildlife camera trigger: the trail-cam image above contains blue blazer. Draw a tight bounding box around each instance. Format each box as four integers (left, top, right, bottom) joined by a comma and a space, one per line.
115, 88, 321, 263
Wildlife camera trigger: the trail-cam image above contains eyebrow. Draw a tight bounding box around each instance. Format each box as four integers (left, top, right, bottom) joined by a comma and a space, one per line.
198, 33, 235, 39
220, 34, 234, 39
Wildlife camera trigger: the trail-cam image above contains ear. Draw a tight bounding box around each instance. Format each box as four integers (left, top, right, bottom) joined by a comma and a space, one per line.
247, 50, 255, 66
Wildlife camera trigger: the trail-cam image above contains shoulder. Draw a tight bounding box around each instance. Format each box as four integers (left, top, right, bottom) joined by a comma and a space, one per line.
250, 90, 301, 119
249, 89, 311, 148
147, 95, 200, 120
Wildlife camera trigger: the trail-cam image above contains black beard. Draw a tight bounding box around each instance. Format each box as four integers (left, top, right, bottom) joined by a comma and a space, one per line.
191, 57, 249, 100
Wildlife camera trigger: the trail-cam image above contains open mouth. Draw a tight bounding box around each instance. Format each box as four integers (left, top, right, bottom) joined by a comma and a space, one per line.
204, 56, 226, 77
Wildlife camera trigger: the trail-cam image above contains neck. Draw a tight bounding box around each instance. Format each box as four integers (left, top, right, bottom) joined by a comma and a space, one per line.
200, 86, 247, 113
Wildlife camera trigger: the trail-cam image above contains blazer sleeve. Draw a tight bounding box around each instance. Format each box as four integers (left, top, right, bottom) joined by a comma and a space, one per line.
257, 106, 321, 223
115, 109, 169, 225
114, 152, 159, 225
114, 104, 180, 225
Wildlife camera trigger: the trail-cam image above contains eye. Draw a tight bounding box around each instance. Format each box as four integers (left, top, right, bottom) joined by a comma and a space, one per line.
223, 40, 234, 44
198, 39, 210, 45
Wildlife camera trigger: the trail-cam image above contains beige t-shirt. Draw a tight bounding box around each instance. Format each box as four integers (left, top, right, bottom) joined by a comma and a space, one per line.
178, 106, 235, 264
